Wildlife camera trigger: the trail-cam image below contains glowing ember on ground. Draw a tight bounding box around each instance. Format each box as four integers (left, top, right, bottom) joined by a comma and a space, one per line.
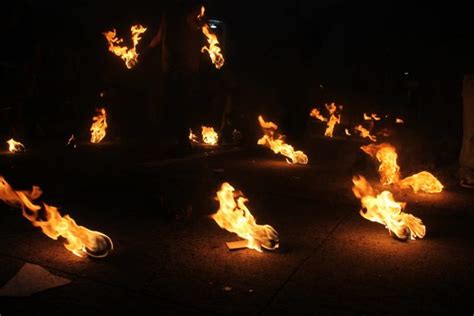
198, 6, 224, 69
0, 177, 113, 258
212, 182, 279, 252
352, 175, 426, 240
201, 126, 219, 145
257, 115, 308, 164
361, 143, 444, 193
345, 128, 352, 136
7, 139, 25, 153
309, 103, 342, 138
90, 108, 108, 144
103, 24, 147, 69
354, 125, 377, 142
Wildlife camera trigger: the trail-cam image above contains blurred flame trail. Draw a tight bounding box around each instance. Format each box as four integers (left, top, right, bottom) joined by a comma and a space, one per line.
212, 182, 279, 252
7, 139, 25, 153
198, 6, 224, 69
103, 25, 147, 69
90, 108, 108, 144
257, 115, 308, 164
0, 177, 113, 258
352, 175, 426, 240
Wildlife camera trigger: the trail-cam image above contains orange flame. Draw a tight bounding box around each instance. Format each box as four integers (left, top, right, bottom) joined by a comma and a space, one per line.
7, 138, 25, 153
396, 117, 404, 124
345, 128, 352, 136
0, 177, 113, 258
361, 143, 444, 193
352, 176, 426, 240
90, 108, 108, 144
363, 113, 381, 121
310, 108, 327, 122
257, 115, 308, 164
189, 129, 198, 143
201, 126, 219, 145
103, 24, 147, 69
361, 143, 400, 185
309, 103, 342, 138
198, 7, 224, 69
354, 125, 377, 142
212, 182, 279, 252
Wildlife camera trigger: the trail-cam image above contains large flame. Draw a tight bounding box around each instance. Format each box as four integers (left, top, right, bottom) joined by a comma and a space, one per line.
361, 143, 444, 193
90, 108, 108, 144
354, 125, 377, 142
212, 182, 279, 252
361, 143, 400, 185
0, 177, 113, 258
7, 138, 25, 153
352, 175, 426, 240
103, 24, 147, 69
201, 126, 219, 145
309, 103, 342, 138
257, 115, 308, 164
198, 7, 225, 69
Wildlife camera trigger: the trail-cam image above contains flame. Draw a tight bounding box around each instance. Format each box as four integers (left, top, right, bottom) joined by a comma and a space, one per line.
257, 115, 308, 164
198, 7, 225, 69
189, 129, 198, 143
7, 139, 25, 153
352, 176, 426, 240
354, 125, 377, 142
396, 117, 404, 124
90, 108, 108, 144
361, 143, 444, 193
363, 113, 381, 121
310, 108, 327, 122
103, 24, 147, 69
398, 171, 444, 193
361, 143, 400, 185
201, 126, 218, 145
345, 128, 352, 136
212, 182, 279, 252
0, 177, 113, 258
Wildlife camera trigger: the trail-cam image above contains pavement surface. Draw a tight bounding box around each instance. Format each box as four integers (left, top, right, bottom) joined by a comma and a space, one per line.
0, 135, 473, 315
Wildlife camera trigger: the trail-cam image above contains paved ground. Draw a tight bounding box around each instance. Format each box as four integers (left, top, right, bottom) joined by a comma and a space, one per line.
0, 135, 473, 314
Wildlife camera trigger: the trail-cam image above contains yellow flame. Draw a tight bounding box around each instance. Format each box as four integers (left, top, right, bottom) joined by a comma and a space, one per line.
399, 171, 444, 193
7, 139, 25, 153
257, 115, 308, 164
309, 103, 342, 138
201, 126, 219, 145
396, 117, 404, 124
103, 24, 147, 69
212, 182, 279, 252
310, 108, 327, 122
0, 177, 113, 258
364, 113, 381, 121
352, 176, 426, 240
90, 108, 108, 144
361, 143, 400, 185
198, 7, 225, 69
345, 128, 352, 136
189, 129, 198, 143
354, 125, 377, 142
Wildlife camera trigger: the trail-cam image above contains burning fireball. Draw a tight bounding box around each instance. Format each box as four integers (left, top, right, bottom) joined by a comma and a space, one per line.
7, 139, 25, 153
90, 108, 108, 144
198, 6, 225, 69
352, 175, 426, 240
0, 177, 113, 258
257, 115, 308, 165
212, 182, 279, 252
103, 24, 147, 69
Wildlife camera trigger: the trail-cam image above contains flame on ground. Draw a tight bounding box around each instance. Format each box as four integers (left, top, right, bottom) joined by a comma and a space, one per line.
363, 113, 381, 121
352, 175, 426, 240
354, 125, 377, 142
257, 115, 308, 164
103, 24, 147, 69
198, 7, 225, 69
0, 177, 113, 258
7, 139, 25, 153
189, 129, 198, 143
90, 108, 108, 144
212, 182, 279, 252
201, 126, 219, 145
398, 171, 444, 193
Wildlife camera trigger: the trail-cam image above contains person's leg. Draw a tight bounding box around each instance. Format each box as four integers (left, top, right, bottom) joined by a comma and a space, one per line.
460, 75, 474, 187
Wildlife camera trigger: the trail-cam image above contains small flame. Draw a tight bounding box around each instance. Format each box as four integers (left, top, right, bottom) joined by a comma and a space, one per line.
363, 113, 381, 121
103, 24, 147, 69
310, 108, 327, 122
212, 182, 279, 252
0, 177, 113, 258
309, 103, 342, 138
189, 129, 198, 143
198, 7, 225, 69
345, 128, 352, 136
362, 143, 444, 193
90, 108, 108, 144
352, 175, 426, 240
7, 139, 25, 153
396, 117, 404, 124
361, 143, 400, 185
398, 171, 444, 193
257, 115, 308, 164
201, 126, 219, 145
354, 125, 377, 142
